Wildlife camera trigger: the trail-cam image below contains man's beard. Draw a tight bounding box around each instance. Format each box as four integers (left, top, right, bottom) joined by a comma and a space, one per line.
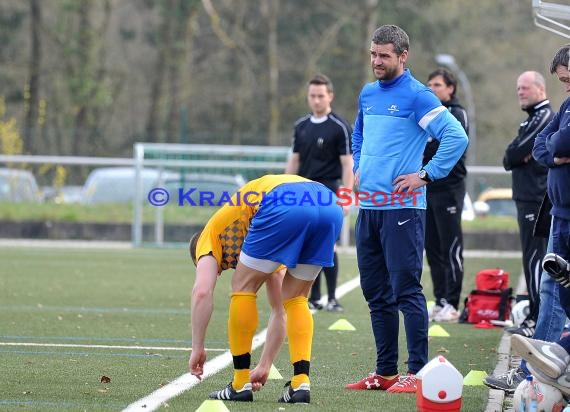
374, 66, 398, 81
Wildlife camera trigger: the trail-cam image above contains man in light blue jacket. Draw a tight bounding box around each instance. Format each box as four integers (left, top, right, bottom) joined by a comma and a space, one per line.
345, 24, 468, 394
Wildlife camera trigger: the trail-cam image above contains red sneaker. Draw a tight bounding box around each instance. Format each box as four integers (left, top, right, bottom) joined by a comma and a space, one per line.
345, 372, 399, 390
386, 373, 417, 393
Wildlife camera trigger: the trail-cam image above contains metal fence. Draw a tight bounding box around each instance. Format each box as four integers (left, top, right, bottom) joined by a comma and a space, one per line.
0, 147, 510, 248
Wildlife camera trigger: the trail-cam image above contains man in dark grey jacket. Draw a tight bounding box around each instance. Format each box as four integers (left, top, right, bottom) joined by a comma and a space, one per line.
503, 70, 554, 337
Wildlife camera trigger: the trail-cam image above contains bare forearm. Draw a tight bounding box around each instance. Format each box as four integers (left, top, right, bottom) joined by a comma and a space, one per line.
191, 293, 214, 349
285, 153, 300, 174
342, 169, 354, 191
257, 310, 286, 369
340, 155, 354, 191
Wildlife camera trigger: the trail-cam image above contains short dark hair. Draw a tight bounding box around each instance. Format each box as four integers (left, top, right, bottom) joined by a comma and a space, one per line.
308, 73, 334, 93
428, 67, 458, 99
371, 25, 409, 55
550, 44, 570, 74
189, 229, 203, 266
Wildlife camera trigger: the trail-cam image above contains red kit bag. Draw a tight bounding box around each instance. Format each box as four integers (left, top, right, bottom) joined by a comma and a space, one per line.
464, 288, 513, 324
475, 268, 509, 290
459, 268, 513, 324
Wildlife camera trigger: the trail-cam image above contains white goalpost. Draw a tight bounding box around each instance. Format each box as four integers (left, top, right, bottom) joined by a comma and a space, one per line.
532, 0, 570, 38
130, 142, 353, 249
131, 143, 291, 247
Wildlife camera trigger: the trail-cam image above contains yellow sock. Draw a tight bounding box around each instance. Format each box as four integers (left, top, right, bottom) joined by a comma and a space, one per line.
232, 369, 250, 391
291, 372, 310, 389
228, 292, 258, 390
284, 296, 312, 389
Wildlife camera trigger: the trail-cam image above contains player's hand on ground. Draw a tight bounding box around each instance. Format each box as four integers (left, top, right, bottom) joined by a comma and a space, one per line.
189, 347, 207, 379
249, 366, 269, 391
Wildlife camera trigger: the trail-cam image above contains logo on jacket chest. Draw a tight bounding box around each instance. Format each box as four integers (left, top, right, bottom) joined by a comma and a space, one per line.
388, 104, 399, 114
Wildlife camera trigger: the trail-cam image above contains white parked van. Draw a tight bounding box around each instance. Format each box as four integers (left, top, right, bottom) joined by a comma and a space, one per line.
81, 167, 245, 205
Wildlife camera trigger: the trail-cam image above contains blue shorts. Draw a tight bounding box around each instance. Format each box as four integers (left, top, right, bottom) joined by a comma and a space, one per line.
242, 182, 343, 268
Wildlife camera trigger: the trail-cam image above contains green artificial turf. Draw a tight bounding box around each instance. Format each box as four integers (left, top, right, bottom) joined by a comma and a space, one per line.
1, 247, 520, 411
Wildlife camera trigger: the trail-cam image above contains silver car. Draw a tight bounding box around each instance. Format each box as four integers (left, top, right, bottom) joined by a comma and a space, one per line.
0, 168, 41, 203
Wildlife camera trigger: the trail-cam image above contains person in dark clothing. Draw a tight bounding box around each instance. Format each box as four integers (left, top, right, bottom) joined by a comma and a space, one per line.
534, 44, 570, 333
503, 70, 553, 337
483, 193, 566, 393
424, 68, 469, 322
510, 45, 570, 396
285, 73, 354, 313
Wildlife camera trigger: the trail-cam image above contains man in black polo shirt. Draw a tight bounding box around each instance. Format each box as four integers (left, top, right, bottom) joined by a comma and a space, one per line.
285, 73, 354, 312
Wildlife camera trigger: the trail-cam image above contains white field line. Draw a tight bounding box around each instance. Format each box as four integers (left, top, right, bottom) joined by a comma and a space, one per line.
0, 342, 225, 352
122, 276, 361, 412
0, 239, 132, 249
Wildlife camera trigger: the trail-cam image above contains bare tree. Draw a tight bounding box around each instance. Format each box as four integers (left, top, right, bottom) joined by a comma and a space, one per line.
42, 0, 116, 155
166, 0, 199, 143
24, 0, 41, 154
145, 0, 199, 143
263, 0, 280, 146
200, 0, 261, 145
144, 2, 169, 143
2, 0, 569, 160
70, 0, 93, 155
361, 0, 378, 85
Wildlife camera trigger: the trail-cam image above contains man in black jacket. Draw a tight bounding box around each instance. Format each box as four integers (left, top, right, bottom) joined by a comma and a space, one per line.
503, 70, 554, 337
424, 68, 469, 322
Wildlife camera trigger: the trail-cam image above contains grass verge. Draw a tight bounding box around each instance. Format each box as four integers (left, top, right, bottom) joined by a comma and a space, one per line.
0, 201, 518, 232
